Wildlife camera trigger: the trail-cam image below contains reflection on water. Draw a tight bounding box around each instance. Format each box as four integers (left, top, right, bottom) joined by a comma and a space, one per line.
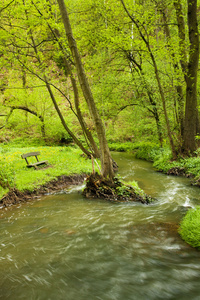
0, 152, 200, 300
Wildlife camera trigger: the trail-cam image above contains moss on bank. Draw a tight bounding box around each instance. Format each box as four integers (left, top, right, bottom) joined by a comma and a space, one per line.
179, 207, 200, 250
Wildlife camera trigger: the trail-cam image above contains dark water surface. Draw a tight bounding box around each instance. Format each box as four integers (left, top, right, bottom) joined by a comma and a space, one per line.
1, 152, 200, 300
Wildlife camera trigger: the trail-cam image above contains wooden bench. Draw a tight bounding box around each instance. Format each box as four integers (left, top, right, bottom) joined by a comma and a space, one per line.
21, 152, 48, 169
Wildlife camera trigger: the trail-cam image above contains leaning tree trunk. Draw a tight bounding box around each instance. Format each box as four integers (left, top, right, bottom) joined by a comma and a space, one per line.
183, 0, 199, 154
120, 0, 176, 158
57, 0, 114, 179
161, 6, 185, 139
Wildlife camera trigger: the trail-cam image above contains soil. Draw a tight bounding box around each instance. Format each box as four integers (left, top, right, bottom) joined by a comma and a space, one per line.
0, 174, 86, 208
167, 166, 193, 178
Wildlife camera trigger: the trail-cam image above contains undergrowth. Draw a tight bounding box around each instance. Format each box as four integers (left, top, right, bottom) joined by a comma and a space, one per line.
134, 142, 161, 161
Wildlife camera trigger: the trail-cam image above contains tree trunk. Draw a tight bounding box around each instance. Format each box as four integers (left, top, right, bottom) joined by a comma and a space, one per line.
44, 20, 100, 158
57, 0, 114, 179
183, 0, 199, 154
21, 0, 93, 157
161, 6, 184, 139
59, 54, 100, 158
121, 0, 176, 157
45, 79, 93, 157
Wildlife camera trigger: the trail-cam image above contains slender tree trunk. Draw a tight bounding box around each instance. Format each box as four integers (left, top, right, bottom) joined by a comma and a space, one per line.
44, 78, 93, 157
173, 0, 187, 77
121, 0, 176, 157
161, 6, 184, 139
173, 0, 188, 140
4, 105, 45, 138
45, 79, 92, 157
130, 63, 163, 146
183, 0, 199, 154
22, 0, 93, 157
34, 3, 100, 158
58, 52, 100, 158
57, 0, 114, 179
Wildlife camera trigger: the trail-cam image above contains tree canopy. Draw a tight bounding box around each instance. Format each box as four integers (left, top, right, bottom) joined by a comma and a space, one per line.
0, 0, 200, 160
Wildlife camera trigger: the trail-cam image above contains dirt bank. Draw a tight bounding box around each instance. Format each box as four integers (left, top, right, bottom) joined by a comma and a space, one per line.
0, 174, 86, 208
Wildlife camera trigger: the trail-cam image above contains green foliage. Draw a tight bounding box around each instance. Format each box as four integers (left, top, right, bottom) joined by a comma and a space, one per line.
179, 207, 200, 249
108, 142, 135, 152
116, 185, 130, 197
108, 141, 161, 156
1, 137, 46, 148
125, 180, 146, 197
0, 0, 199, 157
152, 148, 177, 172
184, 156, 200, 178
0, 157, 15, 189
134, 142, 161, 162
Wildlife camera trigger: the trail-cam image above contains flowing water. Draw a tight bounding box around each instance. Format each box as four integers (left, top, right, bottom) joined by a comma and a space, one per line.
1, 152, 200, 300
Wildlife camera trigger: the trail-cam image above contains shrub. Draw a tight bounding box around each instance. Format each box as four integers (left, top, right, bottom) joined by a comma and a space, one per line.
0, 157, 15, 189
179, 207, 200, 249
108, 141, 135, 152
134, 142, 161, 161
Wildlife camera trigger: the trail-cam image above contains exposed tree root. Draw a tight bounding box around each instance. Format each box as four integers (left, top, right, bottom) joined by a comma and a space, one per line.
82, 173, 154, 204
0, 188, 31, 207
166, 167, 194, 179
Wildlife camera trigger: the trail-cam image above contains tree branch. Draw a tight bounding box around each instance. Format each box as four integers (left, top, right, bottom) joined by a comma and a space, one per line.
0, 0, 15, 14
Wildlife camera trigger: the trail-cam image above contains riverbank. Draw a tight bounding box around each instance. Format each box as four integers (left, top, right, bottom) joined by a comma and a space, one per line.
2, 141, 200, 206
0, 143, 152, 208
0, 145, 93, 207
0, 174, 86, 208
109, 141, 200, 186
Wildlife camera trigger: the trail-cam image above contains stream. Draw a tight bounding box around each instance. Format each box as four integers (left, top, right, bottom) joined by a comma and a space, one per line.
0, 152, 200, 300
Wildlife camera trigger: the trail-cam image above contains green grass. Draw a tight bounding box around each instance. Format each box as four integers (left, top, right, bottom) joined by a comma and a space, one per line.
125, 180, 146, 197
0, 145, 95, 199
179, 207, 200, 249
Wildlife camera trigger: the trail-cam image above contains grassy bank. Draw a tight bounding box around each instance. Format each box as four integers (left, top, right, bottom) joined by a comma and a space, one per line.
178, 206, 200, 250
0, 142, 149, 206
0, 145, 94, 201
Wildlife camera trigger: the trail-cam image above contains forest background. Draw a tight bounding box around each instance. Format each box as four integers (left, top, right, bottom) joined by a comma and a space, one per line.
1, 0, 200, 158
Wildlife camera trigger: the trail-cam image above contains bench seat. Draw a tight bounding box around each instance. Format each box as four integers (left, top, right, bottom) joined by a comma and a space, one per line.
27, 160, 48, 168
21, 152, 48, 169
